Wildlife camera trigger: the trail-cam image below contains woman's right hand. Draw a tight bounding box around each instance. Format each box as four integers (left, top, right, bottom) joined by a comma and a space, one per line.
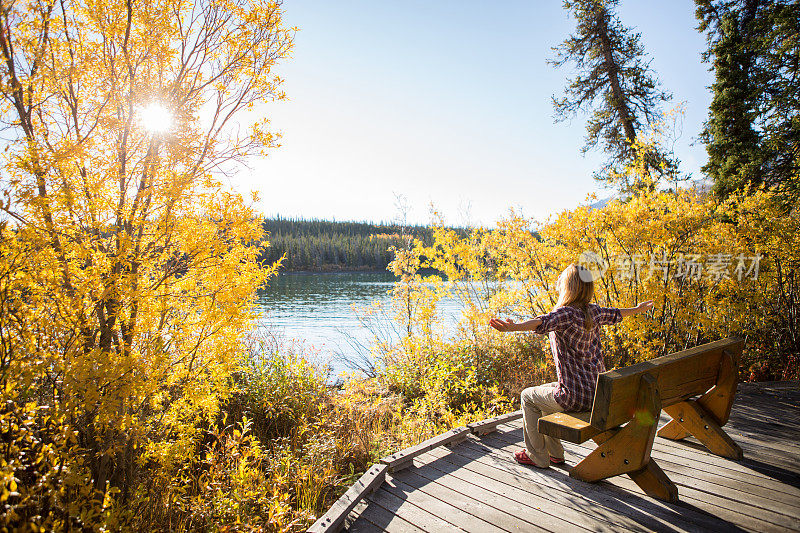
490, 318, 517, 332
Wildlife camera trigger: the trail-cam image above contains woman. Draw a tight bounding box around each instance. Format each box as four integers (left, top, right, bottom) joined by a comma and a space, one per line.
490, 264, 653, 468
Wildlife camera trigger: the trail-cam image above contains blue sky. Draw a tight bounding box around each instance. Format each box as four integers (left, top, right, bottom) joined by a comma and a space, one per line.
247, 1, 713, 227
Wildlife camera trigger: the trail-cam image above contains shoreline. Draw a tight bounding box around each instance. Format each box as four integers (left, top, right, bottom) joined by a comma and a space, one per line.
275, 268, 390, 275
272, 267, 445, 276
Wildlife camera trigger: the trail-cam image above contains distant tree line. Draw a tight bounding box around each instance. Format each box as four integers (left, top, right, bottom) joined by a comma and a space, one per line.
258, 217, 437, 271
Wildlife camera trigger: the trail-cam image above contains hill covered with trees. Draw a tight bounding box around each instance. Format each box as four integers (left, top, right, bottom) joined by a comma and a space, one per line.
258, 217, 437, 271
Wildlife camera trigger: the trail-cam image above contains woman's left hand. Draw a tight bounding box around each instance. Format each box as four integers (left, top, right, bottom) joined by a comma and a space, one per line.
489, 318, 516, 332
636, 300, 655, 313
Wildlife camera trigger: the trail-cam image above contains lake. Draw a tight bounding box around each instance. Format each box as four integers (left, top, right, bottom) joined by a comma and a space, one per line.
255, 271, 467, 377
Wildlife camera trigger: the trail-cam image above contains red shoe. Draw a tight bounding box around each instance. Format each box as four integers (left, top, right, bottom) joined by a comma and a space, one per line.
550, 456, 565, 465
514, 449, 548, 468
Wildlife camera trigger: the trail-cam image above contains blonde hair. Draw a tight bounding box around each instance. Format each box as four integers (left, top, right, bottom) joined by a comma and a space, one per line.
554, 264, 595, 330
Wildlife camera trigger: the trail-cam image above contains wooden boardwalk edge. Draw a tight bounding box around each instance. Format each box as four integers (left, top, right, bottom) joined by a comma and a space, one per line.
308, 464, 388, 533
307, 410, 523, 532
380, 427, 471, 472
467, 410, 523, 435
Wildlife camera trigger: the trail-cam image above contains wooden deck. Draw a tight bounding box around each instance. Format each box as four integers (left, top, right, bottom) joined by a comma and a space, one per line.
342, 383, 800, 532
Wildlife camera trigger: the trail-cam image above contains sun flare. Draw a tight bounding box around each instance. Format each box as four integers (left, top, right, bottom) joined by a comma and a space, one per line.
139, 103, 173, 133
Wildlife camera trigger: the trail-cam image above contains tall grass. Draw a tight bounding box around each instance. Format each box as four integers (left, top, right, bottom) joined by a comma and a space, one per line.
125, 318, 542, 532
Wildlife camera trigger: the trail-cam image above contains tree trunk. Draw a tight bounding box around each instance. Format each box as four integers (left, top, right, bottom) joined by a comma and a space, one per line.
596, 7, 637, 146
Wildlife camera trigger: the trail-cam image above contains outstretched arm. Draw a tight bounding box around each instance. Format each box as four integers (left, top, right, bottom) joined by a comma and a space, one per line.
491, 301, 652, 333
619, 299, 654, 318
489, 317, 542, 332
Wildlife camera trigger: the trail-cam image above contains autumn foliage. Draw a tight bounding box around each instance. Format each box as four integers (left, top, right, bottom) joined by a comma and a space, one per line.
0, 0, 797, 530
0, 0, 292, 528
388, 181, 799, 386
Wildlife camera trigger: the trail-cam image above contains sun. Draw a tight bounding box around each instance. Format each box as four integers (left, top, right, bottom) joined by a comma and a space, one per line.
139, 103, 173, 133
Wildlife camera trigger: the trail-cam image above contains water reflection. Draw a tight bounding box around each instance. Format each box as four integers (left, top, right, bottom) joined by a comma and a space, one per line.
255, 271, 465, 377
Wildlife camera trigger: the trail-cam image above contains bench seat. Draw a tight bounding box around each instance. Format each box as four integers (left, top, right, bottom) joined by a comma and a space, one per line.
538, 411, 599, 443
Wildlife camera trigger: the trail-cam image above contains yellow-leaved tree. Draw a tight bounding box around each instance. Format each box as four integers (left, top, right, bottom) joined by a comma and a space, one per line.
376, 111, 799, 422
389, 144, 798, 388
0, 0, 292, 528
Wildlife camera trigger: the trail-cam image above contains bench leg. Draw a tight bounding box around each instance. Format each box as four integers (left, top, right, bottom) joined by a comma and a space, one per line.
657, 419, 691, 441
571, 374, 662, 483
697, 348, 738, 426
663, 401, 743, 460
570, 418, 656, 482
658, 348, 742, 459
574, 427, 680, 502
628, 459, 679, 503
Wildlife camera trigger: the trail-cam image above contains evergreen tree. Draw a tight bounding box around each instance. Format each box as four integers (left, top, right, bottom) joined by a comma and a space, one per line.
258, 217, 443, 271
696, 0, 799, 204
550, 0, 674, 191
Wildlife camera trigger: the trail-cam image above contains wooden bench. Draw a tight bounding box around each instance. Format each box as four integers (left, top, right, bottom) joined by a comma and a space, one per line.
538, 337, 745, 503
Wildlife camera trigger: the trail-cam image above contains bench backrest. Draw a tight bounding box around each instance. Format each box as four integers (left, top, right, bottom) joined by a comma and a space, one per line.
589, 337, 745, 430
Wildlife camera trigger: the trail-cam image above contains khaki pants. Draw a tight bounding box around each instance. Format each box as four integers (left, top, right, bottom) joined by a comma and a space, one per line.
521, 382, 564, 465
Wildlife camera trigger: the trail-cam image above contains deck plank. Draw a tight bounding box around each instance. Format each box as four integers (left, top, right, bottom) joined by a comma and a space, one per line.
339, 384, 800, 532
417, 446, 702, 533
491, 419, 800, 530
499, 419, 800, 492
395, 466, 556, 532
478, 431, 795, 532
450, 435, 734, 531
380, 473, 507, 532
412, 449, 617, 532
344, 499, 425, 533
361, 483, 461, 532
488, 422, 800, 509
453, 435, 749, 532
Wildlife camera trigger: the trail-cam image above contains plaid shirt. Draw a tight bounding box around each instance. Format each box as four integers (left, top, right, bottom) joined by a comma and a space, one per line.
534, 304, 622, 411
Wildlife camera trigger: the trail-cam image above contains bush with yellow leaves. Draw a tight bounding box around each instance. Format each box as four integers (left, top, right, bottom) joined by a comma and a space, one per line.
386, 185, 799, 384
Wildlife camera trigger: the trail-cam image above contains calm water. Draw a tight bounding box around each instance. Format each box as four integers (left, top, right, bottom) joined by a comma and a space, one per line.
255, 271, 466, 377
